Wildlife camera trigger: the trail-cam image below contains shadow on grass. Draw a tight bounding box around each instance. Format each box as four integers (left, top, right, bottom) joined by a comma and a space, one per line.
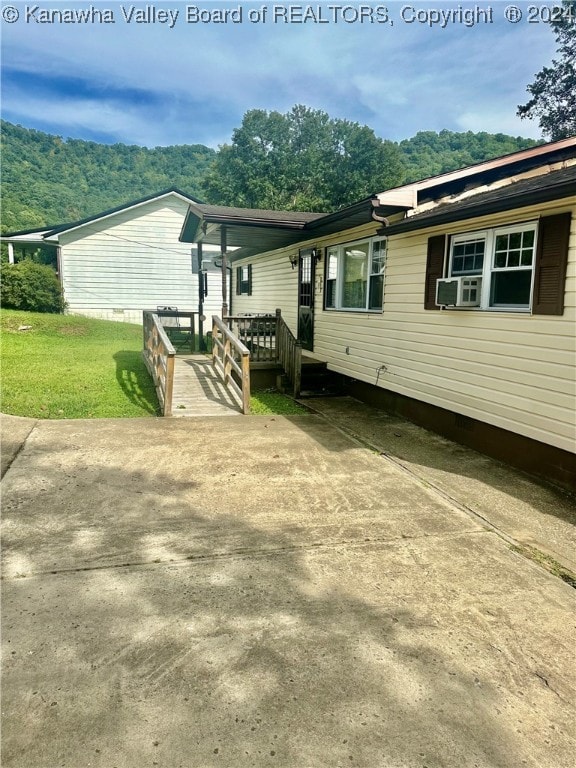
113, 350, 160, 416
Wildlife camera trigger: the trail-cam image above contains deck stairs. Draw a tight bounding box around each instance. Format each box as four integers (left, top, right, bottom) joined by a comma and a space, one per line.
279, 355, 343, 399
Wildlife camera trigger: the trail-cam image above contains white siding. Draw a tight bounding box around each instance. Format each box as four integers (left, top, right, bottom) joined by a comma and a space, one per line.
232, 222, 380, 333
59, 195, 223, 323
233, 200, 576, 454
232, 248, 300, 330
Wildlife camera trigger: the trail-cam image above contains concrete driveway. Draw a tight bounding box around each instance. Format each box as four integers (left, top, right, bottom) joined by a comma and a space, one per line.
1, 413, 575, 768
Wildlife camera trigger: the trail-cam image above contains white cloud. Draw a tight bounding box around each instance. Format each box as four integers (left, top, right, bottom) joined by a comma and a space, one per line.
456, 110, 542, 139
0, 1, 560, 146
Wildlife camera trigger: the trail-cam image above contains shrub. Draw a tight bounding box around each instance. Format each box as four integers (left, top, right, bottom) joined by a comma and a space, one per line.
0, 260, 66, 313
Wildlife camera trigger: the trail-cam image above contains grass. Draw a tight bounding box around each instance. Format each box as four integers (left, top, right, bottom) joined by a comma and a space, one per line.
1, 310, 307, 420
250, 389, 307, 415
511, 544, 576, 589
1, 309, 159, 418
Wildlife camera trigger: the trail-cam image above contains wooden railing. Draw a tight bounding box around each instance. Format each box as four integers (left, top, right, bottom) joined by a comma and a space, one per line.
275, 310, 302, 398
225, 313, 277, 361
212, 315, 251, 414
155, 309, 197, 353
225, 309, 302, 398
142, 311, 176, 416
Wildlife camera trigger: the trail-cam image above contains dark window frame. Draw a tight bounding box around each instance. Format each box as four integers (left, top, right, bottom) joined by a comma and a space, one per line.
236, 264, 252, 296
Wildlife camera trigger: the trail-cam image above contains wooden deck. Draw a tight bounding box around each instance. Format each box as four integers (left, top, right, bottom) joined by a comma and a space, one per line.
170, 355, 243, 417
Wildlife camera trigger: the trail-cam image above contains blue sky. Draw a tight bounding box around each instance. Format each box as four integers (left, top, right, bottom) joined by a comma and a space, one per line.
0, 1, 557, 148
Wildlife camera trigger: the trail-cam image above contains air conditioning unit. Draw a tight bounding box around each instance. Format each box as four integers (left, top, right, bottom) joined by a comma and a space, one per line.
436, 276, 482, 308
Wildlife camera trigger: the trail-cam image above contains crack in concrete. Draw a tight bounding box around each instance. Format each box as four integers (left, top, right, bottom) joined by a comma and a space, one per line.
1, 528, 491, 580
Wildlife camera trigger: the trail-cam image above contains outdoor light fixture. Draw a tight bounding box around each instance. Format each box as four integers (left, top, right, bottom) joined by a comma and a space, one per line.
289, 249, 321, 269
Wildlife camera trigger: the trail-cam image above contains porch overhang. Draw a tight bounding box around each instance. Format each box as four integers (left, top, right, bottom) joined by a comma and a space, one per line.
179, 198, 412, 260
0, 229, 57, 246
0, 228, 59, 263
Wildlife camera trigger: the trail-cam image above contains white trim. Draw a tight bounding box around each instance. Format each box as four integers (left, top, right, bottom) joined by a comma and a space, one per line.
49, 191, 198, 240
374, 137, 576, 208
448, 221, 538, 311
325, 235, 387, 312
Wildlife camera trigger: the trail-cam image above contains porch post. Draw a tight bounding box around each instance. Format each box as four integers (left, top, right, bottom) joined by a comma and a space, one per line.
197, 242, 206, 352
221, 225, 228, 320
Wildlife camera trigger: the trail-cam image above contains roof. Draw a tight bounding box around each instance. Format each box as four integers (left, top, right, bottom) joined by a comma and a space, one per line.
383, 164, 576, 236
179, 203, 324, 255
0, 228, 54, 244
1, 188, 203, 242
375, 135, 576, 207
179, 197, 411, 258
190, 203, 323, 226
180, 136, 576, 258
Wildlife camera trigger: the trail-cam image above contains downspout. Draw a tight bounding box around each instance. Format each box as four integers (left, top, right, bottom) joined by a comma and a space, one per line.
196, 242, 206, 352
371, 197, 389, 227
220, 225, 228, 319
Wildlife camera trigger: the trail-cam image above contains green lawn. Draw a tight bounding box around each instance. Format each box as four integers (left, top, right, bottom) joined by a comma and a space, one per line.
1, 310, 306, 419
1, 310, 159, 418
250, 390, 306, 415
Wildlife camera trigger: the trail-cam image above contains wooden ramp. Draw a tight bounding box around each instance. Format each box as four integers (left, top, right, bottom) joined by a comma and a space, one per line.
170, 355, 243, 417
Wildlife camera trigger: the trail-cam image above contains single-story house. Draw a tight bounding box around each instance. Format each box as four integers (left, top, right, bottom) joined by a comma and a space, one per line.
1, 189, 226, 324
180, 138, 576, 489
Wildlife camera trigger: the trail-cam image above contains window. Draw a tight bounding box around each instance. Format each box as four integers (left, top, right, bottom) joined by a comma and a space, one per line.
448, 223, 537, 310
236, 264, 252, 295
325, 237, 386, 311
450, 234, 486, 275
424, 213, 571, 315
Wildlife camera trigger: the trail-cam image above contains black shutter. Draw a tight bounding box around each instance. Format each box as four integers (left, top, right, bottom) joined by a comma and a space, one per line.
236, 266, 241, 295
533, 212, 571, 316
424, 235, 446, 310
247, 264, 252, 296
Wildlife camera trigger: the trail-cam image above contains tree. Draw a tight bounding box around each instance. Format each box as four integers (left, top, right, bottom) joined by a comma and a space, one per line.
517, 0, 576, 140
0, 120, 216, 232
202, 105, 405, 212
399, 130, 538, 182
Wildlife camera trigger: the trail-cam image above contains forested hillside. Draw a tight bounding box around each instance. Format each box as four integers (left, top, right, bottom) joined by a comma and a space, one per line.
399, 130, 539, 182
0, 121, 216, 232
1, 120, 539, 233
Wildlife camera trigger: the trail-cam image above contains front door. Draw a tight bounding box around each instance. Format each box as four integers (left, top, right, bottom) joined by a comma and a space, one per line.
297, 248, 315, 351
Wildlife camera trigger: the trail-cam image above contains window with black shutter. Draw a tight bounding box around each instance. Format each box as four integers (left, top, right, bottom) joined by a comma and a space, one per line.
424, 235, 446, 310
236, 264, 252, 295
426, 212, 571, 314
532, 212, 571, 316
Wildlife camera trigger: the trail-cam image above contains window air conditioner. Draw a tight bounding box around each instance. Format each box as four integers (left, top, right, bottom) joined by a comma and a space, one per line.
436, 276, 482, 307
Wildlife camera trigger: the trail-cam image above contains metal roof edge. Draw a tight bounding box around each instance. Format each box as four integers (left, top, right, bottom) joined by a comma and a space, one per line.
40, 188, 205, 239
382, 177, 576, 236
375, 136, 576, 202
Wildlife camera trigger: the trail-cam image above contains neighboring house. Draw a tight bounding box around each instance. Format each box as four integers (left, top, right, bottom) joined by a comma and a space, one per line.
2, 189, 226, 323
180, 138, 576, 488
